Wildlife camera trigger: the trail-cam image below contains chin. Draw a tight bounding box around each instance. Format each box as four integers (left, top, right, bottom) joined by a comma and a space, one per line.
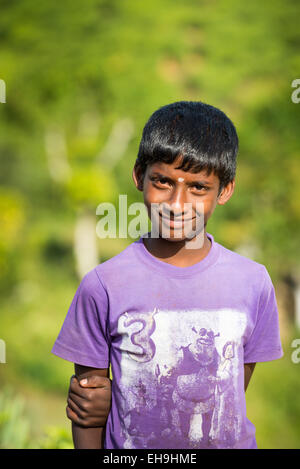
159, 229, 196, 243
161, 235, 186, 243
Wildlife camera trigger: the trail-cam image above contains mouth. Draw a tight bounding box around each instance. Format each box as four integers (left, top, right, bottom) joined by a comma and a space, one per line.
159, 213, 195, 229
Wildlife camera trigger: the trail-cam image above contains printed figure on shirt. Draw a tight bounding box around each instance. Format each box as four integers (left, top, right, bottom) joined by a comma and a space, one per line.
118, 307, 244, 449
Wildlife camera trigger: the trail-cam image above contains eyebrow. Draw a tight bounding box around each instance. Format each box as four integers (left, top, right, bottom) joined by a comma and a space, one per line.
150, 171, 213, 185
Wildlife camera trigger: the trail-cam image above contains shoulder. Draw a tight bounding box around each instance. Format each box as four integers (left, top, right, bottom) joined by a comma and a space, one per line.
87, 240, 139, 288
75, 267, 108, 305
215, 240, 270, 285
77, 243, 137, 295
76, 247, 137, 307
96, 240, 137, 271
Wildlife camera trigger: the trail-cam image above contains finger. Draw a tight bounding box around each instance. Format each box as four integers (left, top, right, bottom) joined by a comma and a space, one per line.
79, 376, 111, 389
70, 374, 77, 383
66, 405, 89, 427
66, 405, 102, 428
69, 389, 111, 414
68, 375, 78, 391
68, 391, 91, 413
69, 377, 92, 399
69, 376, 109, 399
66, 404, 81, 422
67, 395, 87, 418
70, 379, 111, 402
69, 391, 111, 423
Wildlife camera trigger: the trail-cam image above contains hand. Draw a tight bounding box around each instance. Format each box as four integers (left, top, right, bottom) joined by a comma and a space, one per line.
66, 374, 112, 428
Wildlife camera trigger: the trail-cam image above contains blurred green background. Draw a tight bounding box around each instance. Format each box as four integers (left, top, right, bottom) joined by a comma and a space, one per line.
0, 0, 300, 449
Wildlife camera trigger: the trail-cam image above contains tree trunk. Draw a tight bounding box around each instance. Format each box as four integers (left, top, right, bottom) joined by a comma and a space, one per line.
74, 209, 100, 278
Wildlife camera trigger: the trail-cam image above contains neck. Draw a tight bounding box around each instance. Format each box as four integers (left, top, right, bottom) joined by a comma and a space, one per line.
143, 230, 211, 268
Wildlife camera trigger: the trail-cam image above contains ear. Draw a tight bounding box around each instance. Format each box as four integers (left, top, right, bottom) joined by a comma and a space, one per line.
132, 162, 144, 191
217, 179, 235, 206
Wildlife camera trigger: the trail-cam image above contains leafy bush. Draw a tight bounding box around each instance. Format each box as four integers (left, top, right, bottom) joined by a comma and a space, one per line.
0, 386, 31, 449
0, 386, 73, 449
37, 426, 73, 449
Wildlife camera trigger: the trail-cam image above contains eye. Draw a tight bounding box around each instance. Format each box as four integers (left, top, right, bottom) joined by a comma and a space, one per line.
150, 176, 170, 187
158, 178, 169, 185
192, 184, 207, 192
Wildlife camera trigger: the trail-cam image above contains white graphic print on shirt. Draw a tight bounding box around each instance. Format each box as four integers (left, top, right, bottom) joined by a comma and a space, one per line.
117, 308, 247, 449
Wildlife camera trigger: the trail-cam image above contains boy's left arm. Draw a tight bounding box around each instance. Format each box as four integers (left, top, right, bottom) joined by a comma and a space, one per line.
244, 363, 256, 391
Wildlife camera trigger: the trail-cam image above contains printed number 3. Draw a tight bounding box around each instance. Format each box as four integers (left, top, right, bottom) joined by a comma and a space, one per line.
122, 308, 158, 363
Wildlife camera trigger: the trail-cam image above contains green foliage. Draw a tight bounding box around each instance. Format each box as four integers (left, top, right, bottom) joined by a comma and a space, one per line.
38, 427, 73, 449
65, 165, 117, 208
0, 187, 26, 294
0, 387, 30, 449
0, 0, 299, 278
0, 386, 72, 449
246, 331, 300, 449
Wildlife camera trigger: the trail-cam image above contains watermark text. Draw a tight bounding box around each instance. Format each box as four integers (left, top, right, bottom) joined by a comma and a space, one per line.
0, 339, 6, 363
96, 195, 205, 249
291, 338, 300, 364
0, 79, 6, 103
291, 79, 300, 103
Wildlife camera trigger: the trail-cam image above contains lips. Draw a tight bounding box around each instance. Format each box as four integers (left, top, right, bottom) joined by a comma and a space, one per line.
159, 213, 195, 229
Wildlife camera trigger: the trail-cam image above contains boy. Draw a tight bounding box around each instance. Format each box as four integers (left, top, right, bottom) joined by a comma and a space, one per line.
52, 101, 283, 449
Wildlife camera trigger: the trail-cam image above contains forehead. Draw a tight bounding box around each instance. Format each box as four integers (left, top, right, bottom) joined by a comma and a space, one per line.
147, 160, 219, 184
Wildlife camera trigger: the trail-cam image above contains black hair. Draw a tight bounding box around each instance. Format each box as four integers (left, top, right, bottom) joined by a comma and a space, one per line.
136, 101, 239, 194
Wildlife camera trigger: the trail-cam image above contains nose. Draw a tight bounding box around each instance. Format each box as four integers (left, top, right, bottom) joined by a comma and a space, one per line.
162, 186, 190, 218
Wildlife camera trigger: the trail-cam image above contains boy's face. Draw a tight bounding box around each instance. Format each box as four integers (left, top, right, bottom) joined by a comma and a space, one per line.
132, 156, 235, 243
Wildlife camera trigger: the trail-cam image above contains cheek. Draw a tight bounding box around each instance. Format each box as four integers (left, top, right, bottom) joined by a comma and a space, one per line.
203, 196, 218, 215
143, 185, 166, 207
204, 203, 213, 218
197, 198, 216, 221
143, 190, 162, 219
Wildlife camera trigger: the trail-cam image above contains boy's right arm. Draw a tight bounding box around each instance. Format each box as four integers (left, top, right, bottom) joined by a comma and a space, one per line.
67, 364, 111, 449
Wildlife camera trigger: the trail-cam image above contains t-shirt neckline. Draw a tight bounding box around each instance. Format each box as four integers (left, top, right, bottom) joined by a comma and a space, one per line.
134, 231, 219, 278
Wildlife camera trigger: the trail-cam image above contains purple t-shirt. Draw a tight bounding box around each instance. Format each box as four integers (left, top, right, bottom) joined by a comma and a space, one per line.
52, 232, 283, 449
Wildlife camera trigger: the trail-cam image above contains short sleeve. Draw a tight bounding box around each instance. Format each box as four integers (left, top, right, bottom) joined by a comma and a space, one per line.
51, 268, 110, 368
243, 267, 284, 363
